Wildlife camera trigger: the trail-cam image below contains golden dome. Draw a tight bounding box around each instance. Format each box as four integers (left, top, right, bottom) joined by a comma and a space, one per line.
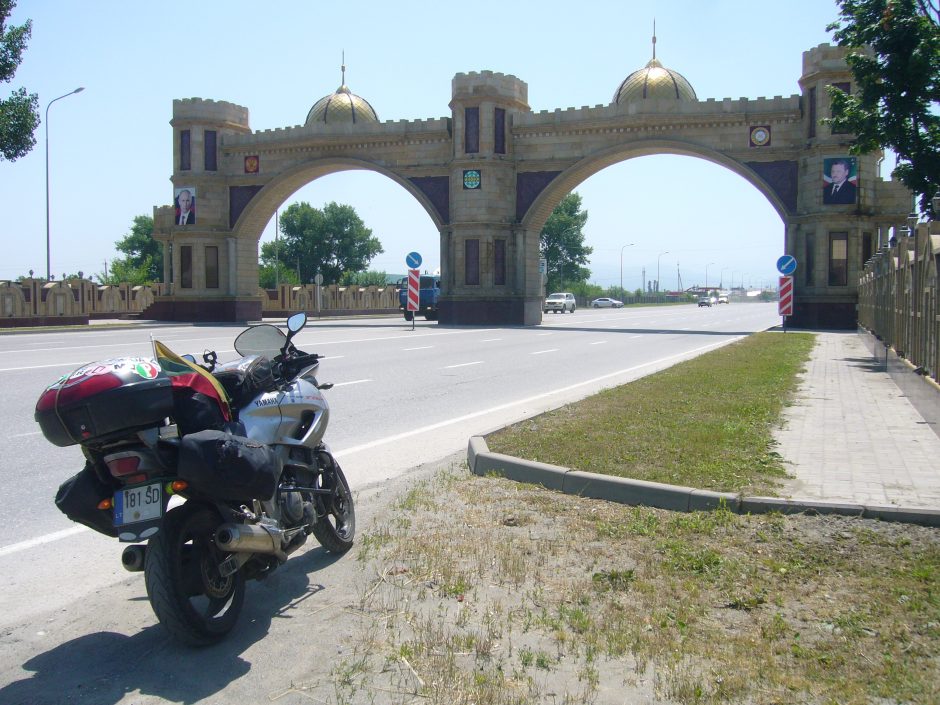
305, 61, 379, 126
613, 28, 697, 103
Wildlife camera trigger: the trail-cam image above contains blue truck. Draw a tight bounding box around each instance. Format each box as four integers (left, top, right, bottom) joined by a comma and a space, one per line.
398, 274, 441, 321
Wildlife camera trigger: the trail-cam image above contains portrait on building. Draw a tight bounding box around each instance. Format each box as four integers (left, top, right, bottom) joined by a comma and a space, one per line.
174, 187, 196, 225
822, 157, 858, 205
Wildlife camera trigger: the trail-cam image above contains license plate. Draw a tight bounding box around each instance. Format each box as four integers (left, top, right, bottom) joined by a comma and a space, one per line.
114, 483, 163, 527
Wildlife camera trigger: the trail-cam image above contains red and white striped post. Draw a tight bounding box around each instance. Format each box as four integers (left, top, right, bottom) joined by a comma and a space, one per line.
407, 269, 420, 329
778, 275, 793, 330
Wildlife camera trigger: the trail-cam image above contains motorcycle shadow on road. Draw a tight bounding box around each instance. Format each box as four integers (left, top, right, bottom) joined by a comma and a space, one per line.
0, 546, 346, 704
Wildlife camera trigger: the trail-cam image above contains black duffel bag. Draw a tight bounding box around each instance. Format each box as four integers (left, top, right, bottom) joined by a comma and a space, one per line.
178, 430, 281, 502
55, 465, 119, 537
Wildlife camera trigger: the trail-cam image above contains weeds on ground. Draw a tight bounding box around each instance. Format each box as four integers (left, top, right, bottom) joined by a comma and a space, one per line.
347, 469, 940, 704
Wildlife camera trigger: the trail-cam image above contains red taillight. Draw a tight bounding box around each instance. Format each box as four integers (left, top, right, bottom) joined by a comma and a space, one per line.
105, 454, 141, 477
36, 372, 122, 413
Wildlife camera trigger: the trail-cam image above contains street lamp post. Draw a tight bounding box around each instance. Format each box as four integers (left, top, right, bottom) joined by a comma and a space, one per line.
45, 87, 85, 280
619, 242, 635, 295
704, 262, 715, 292
656, 251, 669, 293
720, 267, 730, 290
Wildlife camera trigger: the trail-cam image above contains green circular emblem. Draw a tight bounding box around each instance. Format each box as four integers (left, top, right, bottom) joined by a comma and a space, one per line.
463, 170, 481, 189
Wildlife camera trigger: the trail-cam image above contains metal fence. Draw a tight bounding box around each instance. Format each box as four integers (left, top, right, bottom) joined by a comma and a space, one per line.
857, 222, 940, 385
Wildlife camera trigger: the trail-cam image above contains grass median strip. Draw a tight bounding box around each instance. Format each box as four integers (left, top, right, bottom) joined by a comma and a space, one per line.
486, 331, 817, 496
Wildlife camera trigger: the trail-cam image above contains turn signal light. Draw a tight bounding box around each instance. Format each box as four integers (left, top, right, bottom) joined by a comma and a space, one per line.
98, 498, 113, 510
165, 480, 188, 494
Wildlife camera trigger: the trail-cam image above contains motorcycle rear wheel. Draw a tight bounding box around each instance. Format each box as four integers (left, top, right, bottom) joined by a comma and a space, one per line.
144, 502, 245, 646
311, 458, 355, 554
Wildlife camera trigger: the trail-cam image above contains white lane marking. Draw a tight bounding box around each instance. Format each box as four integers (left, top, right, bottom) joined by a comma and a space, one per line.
1, 361, 93, 372
443, 361, 484, 369
590, 341, 607, 345
335, 337, 744, 460
630, 335, 643, 339
332, 379, 372, 387
12, 431, 42, 438
403, 346, 433, 351
0, 526, 88, 557
0, 348, 239, 373
536, 332, 553, 336
530, 349, 558, 355
481, 338, 502, 342
7, 336, 745, 556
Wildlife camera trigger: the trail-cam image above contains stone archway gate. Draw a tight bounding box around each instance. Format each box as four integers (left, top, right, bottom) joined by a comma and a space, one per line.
151, 43, 911, 328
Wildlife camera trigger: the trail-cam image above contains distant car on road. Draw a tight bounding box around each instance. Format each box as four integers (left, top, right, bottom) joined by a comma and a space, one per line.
544, 292, 576, 313
717, 295, 729, 304
698, 296, 712, 307
590, 297, 623, 308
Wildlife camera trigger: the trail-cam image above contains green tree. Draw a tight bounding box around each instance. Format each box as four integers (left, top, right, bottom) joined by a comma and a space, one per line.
100, 215, 162, 285
259, 201, 383, 285
0, 1, 39, 162
827, 0, 940, 214
258, 258, 299, 289
339, 270, 391, 286
540, 192, 593, 293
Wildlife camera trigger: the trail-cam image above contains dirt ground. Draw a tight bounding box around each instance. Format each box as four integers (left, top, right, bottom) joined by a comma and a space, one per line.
2, 452, 938, 705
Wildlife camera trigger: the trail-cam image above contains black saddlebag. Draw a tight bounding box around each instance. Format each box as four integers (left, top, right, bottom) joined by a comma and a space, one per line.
55, 465, 118, 538
178, 430, 280, 502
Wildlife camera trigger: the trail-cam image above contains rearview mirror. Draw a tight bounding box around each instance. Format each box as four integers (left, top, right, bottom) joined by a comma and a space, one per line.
287, 312, 307, 333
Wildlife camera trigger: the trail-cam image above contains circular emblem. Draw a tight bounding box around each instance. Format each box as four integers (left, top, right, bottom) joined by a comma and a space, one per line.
463, 169, 481, 189
134, 362, 159, 379
750, 126, 770, 147
406, 251, 422, 269
244, 156, 259, 173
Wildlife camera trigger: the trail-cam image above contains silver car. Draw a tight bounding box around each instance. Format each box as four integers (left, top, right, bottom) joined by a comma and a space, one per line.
590, 297, 623, 308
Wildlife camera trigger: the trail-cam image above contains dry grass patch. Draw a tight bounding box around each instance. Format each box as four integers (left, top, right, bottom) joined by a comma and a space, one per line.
336, 468, 940, 704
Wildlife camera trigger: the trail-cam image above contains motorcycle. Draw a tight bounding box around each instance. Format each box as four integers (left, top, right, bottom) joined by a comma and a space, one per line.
35, 312, 355, 645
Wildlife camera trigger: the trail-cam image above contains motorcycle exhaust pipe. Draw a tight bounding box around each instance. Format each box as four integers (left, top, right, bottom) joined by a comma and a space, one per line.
215, 523, 284, 555
121, 545, 146, 572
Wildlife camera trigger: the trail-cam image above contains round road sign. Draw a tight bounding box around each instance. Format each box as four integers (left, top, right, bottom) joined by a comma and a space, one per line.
776, 255, 797, 275
406, 251, 422, 269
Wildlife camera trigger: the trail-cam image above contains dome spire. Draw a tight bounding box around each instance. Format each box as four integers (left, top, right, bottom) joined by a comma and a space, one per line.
305, 54, 380, 126
652, 19, 657, 61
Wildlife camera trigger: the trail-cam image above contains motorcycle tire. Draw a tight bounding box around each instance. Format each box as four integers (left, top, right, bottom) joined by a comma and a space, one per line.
311, 457, 355, 554
144, 502, 245, 646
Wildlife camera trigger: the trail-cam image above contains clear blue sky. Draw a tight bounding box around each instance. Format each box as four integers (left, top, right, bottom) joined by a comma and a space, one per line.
2, 0, 883, 291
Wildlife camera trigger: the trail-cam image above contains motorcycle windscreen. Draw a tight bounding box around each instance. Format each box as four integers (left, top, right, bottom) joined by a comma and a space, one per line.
234, 324, 287, 359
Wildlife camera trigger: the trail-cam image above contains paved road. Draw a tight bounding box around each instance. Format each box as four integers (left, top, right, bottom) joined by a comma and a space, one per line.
0, 303, 778, 642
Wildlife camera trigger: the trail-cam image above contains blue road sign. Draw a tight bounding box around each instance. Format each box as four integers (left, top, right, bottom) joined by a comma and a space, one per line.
776, 255, 797, 275
406, 251, 422, 269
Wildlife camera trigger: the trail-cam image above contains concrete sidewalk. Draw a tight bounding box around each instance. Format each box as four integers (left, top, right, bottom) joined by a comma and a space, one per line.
774, 331, 940, 510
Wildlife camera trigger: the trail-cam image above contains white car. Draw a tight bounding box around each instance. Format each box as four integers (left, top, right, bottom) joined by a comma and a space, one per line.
591, 297, 623, 308
717, 295, 729, 304
544, 292, 576, 313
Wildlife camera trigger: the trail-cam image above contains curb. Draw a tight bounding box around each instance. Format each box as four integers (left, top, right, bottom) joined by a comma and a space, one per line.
467, 436, 940, 528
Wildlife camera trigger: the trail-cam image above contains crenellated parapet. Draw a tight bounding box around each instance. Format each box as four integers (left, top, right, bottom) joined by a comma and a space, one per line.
172, 98, 251, 131
514, 94, 801, 130
223, 116, 452, 150
451, 70, 528, 110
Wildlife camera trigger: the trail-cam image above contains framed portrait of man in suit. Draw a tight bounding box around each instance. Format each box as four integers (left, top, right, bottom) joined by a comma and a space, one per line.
822, 157, 858, 205
174, 187, 197, 225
